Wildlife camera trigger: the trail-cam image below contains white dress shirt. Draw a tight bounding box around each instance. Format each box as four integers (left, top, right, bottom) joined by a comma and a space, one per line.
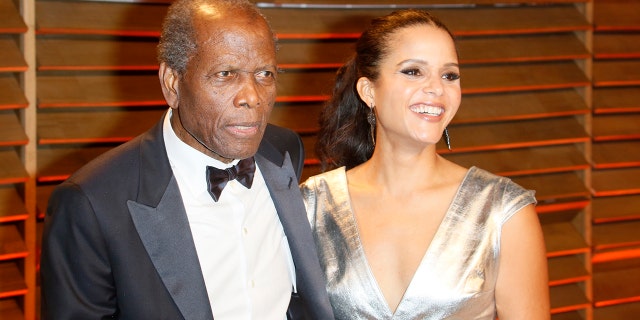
162, 110, 295, 320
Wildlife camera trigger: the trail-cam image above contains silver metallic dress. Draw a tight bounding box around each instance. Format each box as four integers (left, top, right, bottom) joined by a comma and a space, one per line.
300, 166, 536, 320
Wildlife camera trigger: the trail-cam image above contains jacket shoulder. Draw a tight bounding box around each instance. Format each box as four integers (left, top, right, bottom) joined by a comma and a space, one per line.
262, 124, 305, 176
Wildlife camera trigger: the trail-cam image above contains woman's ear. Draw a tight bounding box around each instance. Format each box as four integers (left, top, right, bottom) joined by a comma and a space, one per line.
356, 77, 374, 107
159, 62, 180, 109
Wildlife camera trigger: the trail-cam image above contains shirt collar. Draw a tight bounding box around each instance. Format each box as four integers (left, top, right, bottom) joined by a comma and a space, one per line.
163, 109, 240, 198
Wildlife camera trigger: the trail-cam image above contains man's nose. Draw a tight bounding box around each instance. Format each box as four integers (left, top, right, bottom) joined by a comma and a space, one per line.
235, 74, 262, 108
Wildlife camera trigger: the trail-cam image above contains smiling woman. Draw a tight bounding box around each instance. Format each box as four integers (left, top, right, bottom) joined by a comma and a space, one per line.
355, 23, 461, 152
300, 8, 550, 320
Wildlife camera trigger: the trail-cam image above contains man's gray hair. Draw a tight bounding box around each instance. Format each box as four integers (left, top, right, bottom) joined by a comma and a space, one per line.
157, 0, 277, 76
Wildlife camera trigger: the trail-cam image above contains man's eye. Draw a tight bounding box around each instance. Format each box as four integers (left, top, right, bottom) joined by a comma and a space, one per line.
443, 72, 460, 81
217, 71, 234, 78
401, 68, 420, 76
256, 70, 276, 85
256, 70, 275, 78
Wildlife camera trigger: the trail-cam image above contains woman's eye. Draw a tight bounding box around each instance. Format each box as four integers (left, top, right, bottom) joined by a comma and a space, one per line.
401, 68, 421, 76
443, 72, 460, 81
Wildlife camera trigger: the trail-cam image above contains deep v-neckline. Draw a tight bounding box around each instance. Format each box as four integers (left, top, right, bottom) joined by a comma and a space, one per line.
343, 167, 474, 317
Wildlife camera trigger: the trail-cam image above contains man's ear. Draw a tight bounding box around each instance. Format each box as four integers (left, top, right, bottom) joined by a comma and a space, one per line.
159, 62, 180, 109
356, 77, 374, 107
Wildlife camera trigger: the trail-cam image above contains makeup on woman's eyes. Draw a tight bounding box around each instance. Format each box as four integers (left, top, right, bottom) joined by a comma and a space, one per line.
442, 72, 461, 81
400, 68, 422, 76
398, 67, 460, 82
397, 59, 459, 73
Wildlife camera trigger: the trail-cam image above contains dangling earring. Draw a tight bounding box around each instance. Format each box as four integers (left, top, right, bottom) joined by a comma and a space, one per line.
367, 104, 376, 146
443, 127, 451, 151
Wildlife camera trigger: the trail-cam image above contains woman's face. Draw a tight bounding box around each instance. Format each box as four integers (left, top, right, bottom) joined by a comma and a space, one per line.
363, 24, 461, 150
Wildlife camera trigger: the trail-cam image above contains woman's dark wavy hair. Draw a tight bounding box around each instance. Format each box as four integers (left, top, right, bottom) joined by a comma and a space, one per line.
316, 9, 455, 171
157, 0, 276, 77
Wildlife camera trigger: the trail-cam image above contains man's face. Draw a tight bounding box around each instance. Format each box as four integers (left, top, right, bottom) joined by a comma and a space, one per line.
168, 8, 277, 162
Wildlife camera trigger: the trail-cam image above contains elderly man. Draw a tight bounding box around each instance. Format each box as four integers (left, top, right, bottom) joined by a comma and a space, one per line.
40, 0, 334, 319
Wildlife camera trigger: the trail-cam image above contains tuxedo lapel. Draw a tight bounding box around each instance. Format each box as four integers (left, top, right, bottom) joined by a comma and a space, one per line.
256, 150, 333, 319
256, 152, 304, 235
127, 119, 213, 320
128, 178, 213, 320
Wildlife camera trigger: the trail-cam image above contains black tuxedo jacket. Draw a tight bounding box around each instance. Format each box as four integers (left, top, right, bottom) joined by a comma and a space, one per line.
40, 117, 334, 320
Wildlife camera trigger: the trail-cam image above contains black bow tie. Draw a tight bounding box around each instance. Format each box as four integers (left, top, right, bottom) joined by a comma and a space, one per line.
206, 157, 256, 202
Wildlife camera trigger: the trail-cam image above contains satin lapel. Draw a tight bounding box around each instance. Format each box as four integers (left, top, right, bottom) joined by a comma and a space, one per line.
255, 152, 302, 230
128, 119, 213, 320
256, 152, 333, 318
128, 177, 213, 320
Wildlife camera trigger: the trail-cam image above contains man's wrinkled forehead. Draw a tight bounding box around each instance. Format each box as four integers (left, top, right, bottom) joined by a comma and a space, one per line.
193, 5, 271, 45
192, 3, 260, 31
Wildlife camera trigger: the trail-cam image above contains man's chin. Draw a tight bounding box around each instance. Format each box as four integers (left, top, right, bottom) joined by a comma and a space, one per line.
219, 143, 262, 161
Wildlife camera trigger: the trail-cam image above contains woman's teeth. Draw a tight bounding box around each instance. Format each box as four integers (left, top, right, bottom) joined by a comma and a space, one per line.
411, 105, 443, 116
